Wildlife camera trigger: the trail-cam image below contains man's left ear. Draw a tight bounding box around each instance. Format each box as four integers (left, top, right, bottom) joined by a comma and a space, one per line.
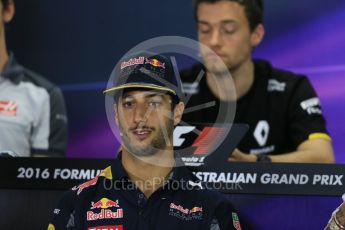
251, 24, 265, 48
3, 1, 15, 23
173, 102, 185, 126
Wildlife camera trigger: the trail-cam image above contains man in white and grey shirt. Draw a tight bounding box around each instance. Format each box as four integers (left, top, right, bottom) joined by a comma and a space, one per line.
0, 0, 67, 157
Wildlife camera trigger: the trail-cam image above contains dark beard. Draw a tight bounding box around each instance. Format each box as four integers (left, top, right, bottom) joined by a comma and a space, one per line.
120, 120, 174, 157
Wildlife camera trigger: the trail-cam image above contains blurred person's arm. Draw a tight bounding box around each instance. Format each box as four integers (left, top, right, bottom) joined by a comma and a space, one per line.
230, 138, 334, 163
325, 198, 345, 229
270, 138, 334, 163
32, 86, 68, 157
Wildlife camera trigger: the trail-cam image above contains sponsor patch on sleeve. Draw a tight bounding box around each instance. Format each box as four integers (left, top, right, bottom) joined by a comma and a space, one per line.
300, 97, 322, 115
232, 212, 242, 230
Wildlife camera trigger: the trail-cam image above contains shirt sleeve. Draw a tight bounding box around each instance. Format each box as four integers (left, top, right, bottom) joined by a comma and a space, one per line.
48, 86, 68, 156
30, 90, 50, 152
211, 199, 242, 230
32, 86, 68, 157
48, 190, 76, 230
288, 77, 330, 148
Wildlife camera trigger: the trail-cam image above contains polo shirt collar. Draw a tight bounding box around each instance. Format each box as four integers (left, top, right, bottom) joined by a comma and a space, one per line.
1, 53, 25, 84
111, 152, 196, 183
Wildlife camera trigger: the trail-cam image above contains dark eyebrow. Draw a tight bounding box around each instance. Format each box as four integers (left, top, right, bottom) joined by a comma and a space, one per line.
121, 91, 166, 100
197, 20, 237, 25
144, 92, 166, 99
121, 92, 133, 100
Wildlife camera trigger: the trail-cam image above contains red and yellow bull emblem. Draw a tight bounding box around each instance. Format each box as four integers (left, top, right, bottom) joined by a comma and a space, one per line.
145, 58, 165, 69
91, 198, 119, 209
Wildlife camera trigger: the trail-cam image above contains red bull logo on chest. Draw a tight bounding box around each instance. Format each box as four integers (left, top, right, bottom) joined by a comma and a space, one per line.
87, 198, 123, 221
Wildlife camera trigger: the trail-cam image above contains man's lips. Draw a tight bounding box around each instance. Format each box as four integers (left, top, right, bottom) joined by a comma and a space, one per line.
131, 129, 153, 141
205, 53, 225, 59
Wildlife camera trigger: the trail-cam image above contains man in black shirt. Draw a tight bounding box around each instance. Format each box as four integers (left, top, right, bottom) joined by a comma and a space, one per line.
180, 0, 334, 163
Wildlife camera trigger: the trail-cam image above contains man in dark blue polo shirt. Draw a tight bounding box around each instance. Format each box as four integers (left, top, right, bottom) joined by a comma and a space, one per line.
48, 52, 241, 230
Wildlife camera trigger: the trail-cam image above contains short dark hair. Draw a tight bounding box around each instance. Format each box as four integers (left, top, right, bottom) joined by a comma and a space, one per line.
193, 0, 263, 31
1, 0, 11, 9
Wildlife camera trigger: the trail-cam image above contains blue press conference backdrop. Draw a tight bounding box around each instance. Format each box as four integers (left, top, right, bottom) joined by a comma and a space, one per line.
6, 0, 345, 161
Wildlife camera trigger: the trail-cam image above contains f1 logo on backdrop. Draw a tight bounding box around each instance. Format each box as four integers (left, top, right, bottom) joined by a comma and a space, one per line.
174, 126, 196, 147
173, 126, 226, 155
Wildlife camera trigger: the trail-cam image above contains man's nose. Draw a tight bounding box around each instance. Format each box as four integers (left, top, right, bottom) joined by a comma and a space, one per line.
209, 29, 222, 47
133, 103, 151, 124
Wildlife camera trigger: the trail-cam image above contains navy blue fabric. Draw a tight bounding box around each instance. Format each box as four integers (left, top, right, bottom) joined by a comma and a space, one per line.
108, 52, 183, 101
48, 155, 241, 230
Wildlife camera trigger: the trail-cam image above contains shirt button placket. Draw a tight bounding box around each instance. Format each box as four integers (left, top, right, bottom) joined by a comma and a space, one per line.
138, 193, 145, 216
